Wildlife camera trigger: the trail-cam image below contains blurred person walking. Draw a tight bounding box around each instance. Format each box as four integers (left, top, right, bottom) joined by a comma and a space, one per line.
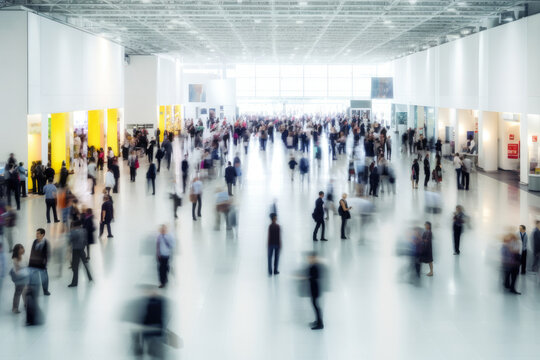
224, 161, 237, 196
411, 159, 419, 189
181, 154, 189, 193
104, 167, 116, 195
307, 252, 324, 330
312, 191, 327, 241
83, 208, 96, 260
518, 225, 528, 274
338, 194, 352, 240
10, 244, 28, 314
6, 164, 21, 210
502, 232, 521, 295
87, 158, 97, 195
156, 225, 175, 288
423, 153, 430, 188
43, 178, 60, 223
28, 228, 51, 296
267, 213, 281, 275
452, 205, 466, 255
191, 177, 203, 221
111, 158, 120, 193
462, 155, 472, 190
421, 222, 434, 276
146, 161, 157, 195
99, 195, 114, 238
2, 205, 17, 252
532, 221, 540, 272
454, 153, 463, 189
128, 151, 139, 182
68, 220, 93, 287
18, 162, 27, 198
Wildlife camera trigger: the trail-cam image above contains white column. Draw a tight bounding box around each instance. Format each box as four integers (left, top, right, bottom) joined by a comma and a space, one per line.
450, 108, 458, 153
478, 111, 498, 171
520, 113, 528, 184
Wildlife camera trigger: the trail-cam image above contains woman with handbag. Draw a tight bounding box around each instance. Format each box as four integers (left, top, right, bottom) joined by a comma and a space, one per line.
338, 193, 352, 240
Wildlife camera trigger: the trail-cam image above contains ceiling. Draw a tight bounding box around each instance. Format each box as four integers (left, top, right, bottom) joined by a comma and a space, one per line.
3, 0, 540, 63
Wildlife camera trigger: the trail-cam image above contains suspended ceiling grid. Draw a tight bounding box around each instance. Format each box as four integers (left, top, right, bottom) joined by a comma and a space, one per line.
2, 0, 538, 63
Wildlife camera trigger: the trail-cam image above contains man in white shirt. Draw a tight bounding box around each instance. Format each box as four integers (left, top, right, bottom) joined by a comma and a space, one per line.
104, 168, 116, 195
156, 225, 175, 288
87, 158, 97, 195
453, 153, 463, 190
191, 177, 203, 221
462, 156, 473, 191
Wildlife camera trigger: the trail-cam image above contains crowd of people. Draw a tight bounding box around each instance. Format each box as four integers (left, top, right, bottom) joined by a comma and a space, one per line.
0, 112, 539, 349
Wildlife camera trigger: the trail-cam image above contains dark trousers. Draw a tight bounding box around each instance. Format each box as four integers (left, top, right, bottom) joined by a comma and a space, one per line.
424, 169, 430, 187
100, 220, 112, 236
148, 152, 154, 163
453, 226, 462, 254
113, 177, 119, 193
166, 154, 171, 170
462, 171, 470, 190
13, 284, 26, 311
387, 147, 391, 160
268, 245, 280, 274
147, 178, 155, 194
158, 256, 169, 286
157, 158, 162, 172
130, 167, 136, 181
310, 289, 323, 326
456, 169, 462, 189
45, 198, 59, 222
32, 177, 37, 193
88, 175, 96, 194
192, 194, 202, 218
504, 265, 519, 291
340, 217, 347, 238
369, 182, 378, 196
6, 183, 21, 210
521, 250, 527, 274
227, 182, 233, 196
30, 268, 49, 294
37, 178, 45, 195
20, 180, 27, 197
313, 220, 325, 240
532, 251, 540, 272
70, 249, 92, 285
182, 174, 187, 193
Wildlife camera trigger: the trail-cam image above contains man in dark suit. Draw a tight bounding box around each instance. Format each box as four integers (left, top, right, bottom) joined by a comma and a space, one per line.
312, 191, 327, 241
224, 161, 237, 196
68, 220, 93, 287
111, 159, 120, 193
267, 213, 281, 275
28, 228, 51, 295
424, 153, 430, 187
99, 195, 114, 238
181, 154, 189, 193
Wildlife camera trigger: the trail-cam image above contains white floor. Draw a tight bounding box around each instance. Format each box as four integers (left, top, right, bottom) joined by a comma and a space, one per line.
1, 138, 540, 360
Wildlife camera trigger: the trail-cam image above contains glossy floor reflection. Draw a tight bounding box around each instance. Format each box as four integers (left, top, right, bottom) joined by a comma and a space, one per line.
1, 138, 540, 360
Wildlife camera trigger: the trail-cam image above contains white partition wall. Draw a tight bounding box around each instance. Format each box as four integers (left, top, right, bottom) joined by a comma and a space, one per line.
125, 56, 158, 126
27, 13, 124, 115
0, 11, 28, 164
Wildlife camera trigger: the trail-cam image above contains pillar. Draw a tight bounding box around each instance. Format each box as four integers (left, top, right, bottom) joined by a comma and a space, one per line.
107, 108, 119, 156
159, 105, 165, 141
520, 113, 528, 184
450, 108, 458, 153
50, 112, 69, 171
478, 111, 498, 171
88, 110, 104, 150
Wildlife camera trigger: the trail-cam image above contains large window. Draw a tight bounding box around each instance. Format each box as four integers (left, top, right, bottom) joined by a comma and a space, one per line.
233, 63, 392, 99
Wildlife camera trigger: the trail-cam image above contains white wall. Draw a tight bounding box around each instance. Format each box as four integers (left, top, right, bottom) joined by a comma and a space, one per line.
392, 13, 540, 115
0, 11, 28, 164
124, 56, 158, 126
157, 56, 181, 106
27, 13, 124, 114
478, 111, 498, 171
498, 114, 521, 170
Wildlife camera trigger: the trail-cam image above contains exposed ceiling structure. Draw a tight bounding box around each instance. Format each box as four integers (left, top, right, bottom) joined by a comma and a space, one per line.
3, 0, 539, 63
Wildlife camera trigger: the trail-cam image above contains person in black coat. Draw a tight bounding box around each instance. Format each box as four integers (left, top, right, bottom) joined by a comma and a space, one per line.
421, 222, 434, 276
307, 252, 324, 330
99, 195, 114, 238
111, 159, 120, 193
312, 191, 327, 241
146, 162, 157, 195
28, 228, 51, 295
369, 164, 380, 197
411, 159, 420, 189
224, 161, 237, 196
424, 153, 431, 187
181, 155, 189, 193
155, 147, 164, 173
147, 138, 156, 163
59, 162, 70, 188
83, 208, 96, 260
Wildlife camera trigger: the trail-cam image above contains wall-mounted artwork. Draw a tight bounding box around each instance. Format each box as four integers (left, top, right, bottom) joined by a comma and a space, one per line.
371, 77, 393, 99
189, 84, 206, 102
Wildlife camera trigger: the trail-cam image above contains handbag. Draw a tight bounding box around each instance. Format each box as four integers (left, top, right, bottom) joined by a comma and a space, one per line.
135, 159, 140, 169
189, 193, 197, 203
